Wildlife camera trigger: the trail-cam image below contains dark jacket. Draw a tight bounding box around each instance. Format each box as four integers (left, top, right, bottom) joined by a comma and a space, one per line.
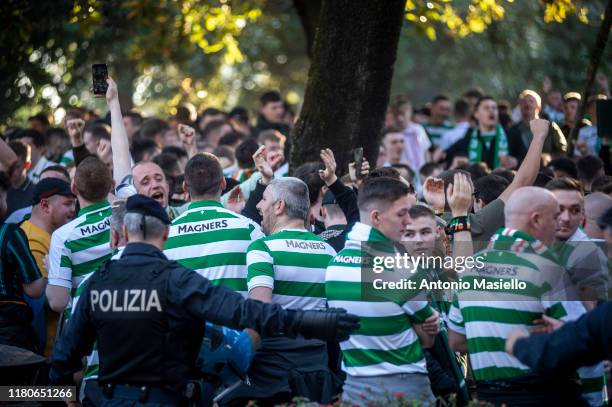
50, 243, 293, 390
507, 120, 567, 163
513, 302, 612, 376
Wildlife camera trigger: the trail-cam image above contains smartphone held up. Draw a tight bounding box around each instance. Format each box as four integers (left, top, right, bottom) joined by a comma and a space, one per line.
354, 147, 364, 179
92, 63, 108, 97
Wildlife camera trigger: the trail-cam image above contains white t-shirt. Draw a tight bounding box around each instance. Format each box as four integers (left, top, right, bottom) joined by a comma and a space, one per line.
439, 121, 470, 151
401, 123, 431, 172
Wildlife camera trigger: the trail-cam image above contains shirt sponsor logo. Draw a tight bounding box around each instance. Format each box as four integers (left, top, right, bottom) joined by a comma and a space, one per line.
80, 219, 110, 236
177, 219, 228, 234
334, 255, 363, 264
285, 239, 327, 250
90, 289, 162, 312
476, 264, 518, 277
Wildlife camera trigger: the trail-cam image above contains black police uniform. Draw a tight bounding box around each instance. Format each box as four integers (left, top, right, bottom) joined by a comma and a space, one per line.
49, 195, 358, 406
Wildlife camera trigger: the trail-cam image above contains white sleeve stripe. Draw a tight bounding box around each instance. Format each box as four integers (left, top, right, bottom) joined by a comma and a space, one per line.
48, 278, 73, 288
246, 249, 274, 265
247, 275, 274, 290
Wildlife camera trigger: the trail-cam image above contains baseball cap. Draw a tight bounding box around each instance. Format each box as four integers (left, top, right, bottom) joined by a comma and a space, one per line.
32, 178, 73, 205
125, 194, 171, 225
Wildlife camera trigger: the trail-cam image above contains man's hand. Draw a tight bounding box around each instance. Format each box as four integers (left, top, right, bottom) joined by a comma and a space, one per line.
348, 160, 370, 187
530, 118, 550, 140
499, 155, 518, 170
447, 172, 472, 217
505, 329, 530, 356
267, 150, 284, 171
318, 148, 337, 186
253, 145, 274, 185
178, 124, 197, 158
423, 177, 445, 212
421, 310, 440, 336
290, 308, 360, 342
225, 185, 245, 214
530, 315, 564, 334
97, 138, 112, 165
105, 77, 119, 104
66, 119, 85, 148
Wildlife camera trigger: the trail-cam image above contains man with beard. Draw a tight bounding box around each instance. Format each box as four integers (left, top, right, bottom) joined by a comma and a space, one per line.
221, 178, 338, 404
21, 178, 75, 356
545, 177, 609, 306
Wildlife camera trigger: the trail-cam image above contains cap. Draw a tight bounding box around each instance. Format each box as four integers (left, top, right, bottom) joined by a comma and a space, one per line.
32, 178, 73, 205
563, 92, 581, 102
598, 206, 612, 230
322, 190, 337, 206
125, 194, 171, 225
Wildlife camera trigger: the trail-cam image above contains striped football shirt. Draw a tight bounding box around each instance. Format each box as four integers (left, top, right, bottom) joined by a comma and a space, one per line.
325, 222, 434, 377
246, 228, 336, 310
447, 228, 583, 382
48, 199, 113, 380
424, 122, 454, 147
164, 200, 264, 295
59, 149, 74, 167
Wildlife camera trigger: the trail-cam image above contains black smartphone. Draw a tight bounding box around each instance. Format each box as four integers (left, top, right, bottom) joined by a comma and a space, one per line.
596, 100, 612, 138
354, 147, 364, 179
92, 64, 108, 96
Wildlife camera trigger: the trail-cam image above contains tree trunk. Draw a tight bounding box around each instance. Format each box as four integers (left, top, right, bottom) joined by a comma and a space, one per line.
292, 0, 322, 58
290, 0, 406, 173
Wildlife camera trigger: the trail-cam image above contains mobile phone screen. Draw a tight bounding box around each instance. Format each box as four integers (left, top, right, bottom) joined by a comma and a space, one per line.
354, 147, 364, 179
92, 64, 108, 96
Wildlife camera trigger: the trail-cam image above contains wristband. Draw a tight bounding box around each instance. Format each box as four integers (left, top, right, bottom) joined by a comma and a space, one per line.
445, 215, 470, 236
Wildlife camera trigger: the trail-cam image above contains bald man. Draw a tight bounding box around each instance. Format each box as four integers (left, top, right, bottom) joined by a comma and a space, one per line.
446, 187, 591, 405
115, 162, 182, 219
583, 192, 612, 240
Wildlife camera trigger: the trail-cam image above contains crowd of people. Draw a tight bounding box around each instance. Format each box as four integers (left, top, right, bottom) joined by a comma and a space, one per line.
1, 72, 611, 407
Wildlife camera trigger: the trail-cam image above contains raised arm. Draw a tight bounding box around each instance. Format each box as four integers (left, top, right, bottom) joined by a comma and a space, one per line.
499, 119, 549, 202
446, 172, 474, 279
178, 124, 198, 159
106, 77, 132, 184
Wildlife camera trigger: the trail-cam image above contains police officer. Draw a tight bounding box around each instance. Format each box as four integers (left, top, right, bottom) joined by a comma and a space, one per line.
50, 194, 359, 406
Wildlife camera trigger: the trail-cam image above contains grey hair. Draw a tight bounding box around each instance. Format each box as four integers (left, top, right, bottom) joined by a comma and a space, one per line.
269, 177, 310, 222
124, 212, 167, 240
110, 200, 127, 233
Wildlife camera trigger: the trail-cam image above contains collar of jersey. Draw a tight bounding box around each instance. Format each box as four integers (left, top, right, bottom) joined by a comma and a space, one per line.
346, 222, 396, 253
489, 227, 558, 262
188, 200, 224, 210
78, 199, 111, 217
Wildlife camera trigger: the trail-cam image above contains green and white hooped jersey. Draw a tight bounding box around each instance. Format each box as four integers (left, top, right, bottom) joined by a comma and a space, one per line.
325, 222, 433, 377
164, 200, 264, 296
424, 122, 454, 147
48, 199, 113, 380
246, 229, 336, 310
59, 149, 74, 167
447, 227, 584, 382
